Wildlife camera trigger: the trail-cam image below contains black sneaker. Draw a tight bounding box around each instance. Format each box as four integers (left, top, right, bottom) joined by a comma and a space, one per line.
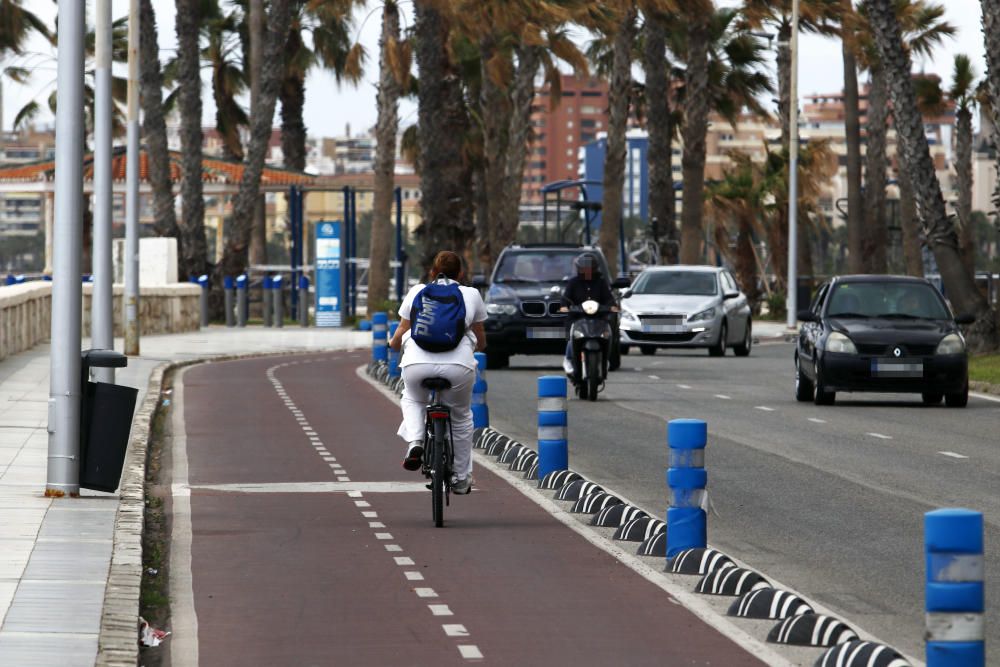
402, 445, 423, 471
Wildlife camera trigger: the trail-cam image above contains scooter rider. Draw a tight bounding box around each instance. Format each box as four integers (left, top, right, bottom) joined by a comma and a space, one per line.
560, 253, 617, 374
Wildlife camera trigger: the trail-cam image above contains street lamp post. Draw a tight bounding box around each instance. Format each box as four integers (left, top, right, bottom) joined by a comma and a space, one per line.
93, 0, 114, 383
786, 0, 801, 329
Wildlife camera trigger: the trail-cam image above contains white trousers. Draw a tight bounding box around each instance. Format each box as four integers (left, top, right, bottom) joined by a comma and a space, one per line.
397, 363, 476, 479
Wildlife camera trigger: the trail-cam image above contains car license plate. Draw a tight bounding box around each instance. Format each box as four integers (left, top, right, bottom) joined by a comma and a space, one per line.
871, 359, 923, 378
642, 325, 684, 333
527, 327, 564, 339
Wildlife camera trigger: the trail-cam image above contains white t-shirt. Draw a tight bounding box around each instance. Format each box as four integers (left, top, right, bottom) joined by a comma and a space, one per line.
398, 280, 487, 369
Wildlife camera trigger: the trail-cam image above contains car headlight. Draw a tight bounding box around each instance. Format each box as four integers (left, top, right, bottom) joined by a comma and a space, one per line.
486, 303, 517, 316
620, 309, 638, 323
936, 333, 965, 355
689, 307, 715, 322
825, 331, 858, 354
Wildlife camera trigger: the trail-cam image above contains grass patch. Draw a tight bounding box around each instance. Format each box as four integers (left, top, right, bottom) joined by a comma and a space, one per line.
969, 354, 1000, 385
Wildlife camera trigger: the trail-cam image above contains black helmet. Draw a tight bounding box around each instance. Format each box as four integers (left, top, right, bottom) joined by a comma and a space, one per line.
574, 252, 601, 278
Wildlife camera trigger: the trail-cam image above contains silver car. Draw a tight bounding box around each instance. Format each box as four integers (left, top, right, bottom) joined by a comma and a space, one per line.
619, 265, 753, 356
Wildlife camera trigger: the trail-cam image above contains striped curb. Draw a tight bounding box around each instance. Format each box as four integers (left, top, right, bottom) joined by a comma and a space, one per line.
667, 548, 735, 576
696, 567, 770, 597
767, 614, 859, 648
814, 641, 911, 666
570, 491, 622, 514
614, 517, 665, 542
727, 588, 814, 620
591, 504, 647, 528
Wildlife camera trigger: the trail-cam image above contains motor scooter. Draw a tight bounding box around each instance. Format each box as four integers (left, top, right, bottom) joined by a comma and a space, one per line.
566, 299, 614, 401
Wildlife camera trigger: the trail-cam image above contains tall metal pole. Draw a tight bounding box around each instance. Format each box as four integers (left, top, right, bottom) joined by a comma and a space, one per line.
124, 0, 141, 355
786, 0, 800, 329
93, 0, 115, 383
47, 0, 86, 496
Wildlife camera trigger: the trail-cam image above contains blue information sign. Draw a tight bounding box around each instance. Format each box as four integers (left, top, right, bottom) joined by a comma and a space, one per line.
315, 221, 342, 327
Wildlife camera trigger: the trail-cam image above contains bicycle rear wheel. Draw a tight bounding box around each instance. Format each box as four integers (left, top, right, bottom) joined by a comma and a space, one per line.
431, 418, 446, 527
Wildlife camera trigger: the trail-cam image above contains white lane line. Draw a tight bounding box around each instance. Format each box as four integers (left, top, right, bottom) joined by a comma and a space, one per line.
714, 394, 732, 400
808, 417, 827, 424
369, 521, 386, 528
363, 511, 379, 518
375, 532, 393, 540
355, 500, 371, 507
337, 476, 351, 482
938, 451, 969, 459
322, 456, 337, 461
648, 375, 660, 380
394, 556, 414, 566
405, 571, 424, 581
385, 544, 403, 552
458, 645, 484, 660
971, 391, 1000, 403
867, 432, 893, 440
443, 624, 469, 637
429, 604, 453, 616
677, 384, 692, 390
754, 406, 775, 412
414, 588, 437, 598
170, 369, 199, 666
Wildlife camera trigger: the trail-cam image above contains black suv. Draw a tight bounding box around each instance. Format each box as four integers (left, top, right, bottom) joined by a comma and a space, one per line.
476, 244, 628, 369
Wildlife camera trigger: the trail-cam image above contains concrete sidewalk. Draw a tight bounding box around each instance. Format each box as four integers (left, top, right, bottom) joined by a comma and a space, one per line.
754, 320, 797, 343
0, 327, 369, 666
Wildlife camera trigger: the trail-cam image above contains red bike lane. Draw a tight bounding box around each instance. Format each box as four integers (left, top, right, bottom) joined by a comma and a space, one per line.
178, 351, 764, 666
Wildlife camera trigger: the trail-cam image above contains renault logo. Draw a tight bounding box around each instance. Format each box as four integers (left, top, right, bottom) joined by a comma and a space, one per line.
892, 347, 902, 358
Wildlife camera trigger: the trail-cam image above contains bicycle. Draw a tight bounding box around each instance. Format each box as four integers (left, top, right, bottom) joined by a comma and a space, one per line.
420, 377, 455, 527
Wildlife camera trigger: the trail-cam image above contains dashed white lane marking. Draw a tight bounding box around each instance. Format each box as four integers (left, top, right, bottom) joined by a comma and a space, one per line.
808, 417, 827, 424
385, 544, 403, 552
415, 588, 438, 598
337, 476, 351, 482
677, 384, 692, 389
405, 571, 424, 581
429, 604, 453, 616
648, 375, 660, 380
322, 455, 337, 461
363, 511, 379, 518
443, 624, 469, 637
347, 491, 363, 498
394, 556, 414, 566
375, 533, 393, 540
715, 394, 732, 400
754, 406, 775, 412
355, 500, 371, 507
867, 432, 893, 440
369, 521, 386, 528
458, 645, 483, 659
938, 451, 969, 459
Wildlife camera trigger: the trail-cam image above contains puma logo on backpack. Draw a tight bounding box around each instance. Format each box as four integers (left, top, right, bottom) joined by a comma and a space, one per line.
410, 280, 467, 352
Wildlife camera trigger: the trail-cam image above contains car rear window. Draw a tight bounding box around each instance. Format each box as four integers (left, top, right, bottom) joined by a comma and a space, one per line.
826, 282, 951, 320
631, 270, 718, 296
493, 251, 603, 283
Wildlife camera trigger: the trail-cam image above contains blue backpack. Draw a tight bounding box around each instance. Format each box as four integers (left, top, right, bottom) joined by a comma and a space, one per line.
410, 279, 467, 352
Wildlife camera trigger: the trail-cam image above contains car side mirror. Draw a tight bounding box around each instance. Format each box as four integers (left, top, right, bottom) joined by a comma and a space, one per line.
797, 310, 818, 323
612, 276, 632, 289
955, 313, 976, 325
723, 290, 740, 300
471, 275, 488, 289
621, 289, 632, 299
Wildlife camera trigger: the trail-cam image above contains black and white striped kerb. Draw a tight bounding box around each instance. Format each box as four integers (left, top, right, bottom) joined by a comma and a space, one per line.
498, 443, 525, 464
614, 517, 665, 542
538, 469, 582, 490
486, 438, 516, 457
767, 614, 858, 647
473, 427, 488, 446
555, 479, 604, 502
727, 588, 813, 620
474, 429, 498, 450
591, 504, 648, 528
510, 450, 538, 472
696, 568, 770, 596
814, 641, 911, 667
523, 460, 539, 480
637, 532, 667, 557
571, 492, 623, 514
667, 548, 735, 576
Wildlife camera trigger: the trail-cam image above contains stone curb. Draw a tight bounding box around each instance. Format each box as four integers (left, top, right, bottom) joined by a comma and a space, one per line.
95, 347, 357, 667
970, 380, 1000, 395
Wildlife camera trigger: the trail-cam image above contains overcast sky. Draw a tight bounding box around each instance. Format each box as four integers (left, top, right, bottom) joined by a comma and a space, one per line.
1, 0, 989, 139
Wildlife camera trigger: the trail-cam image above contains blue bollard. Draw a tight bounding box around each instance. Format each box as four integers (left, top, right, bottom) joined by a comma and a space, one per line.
14, 274, 25, 284
272, 275, 284, 327
387, 322, 401, 380
925, 508, 984, 666
4, 274, 14, 286
262, 276, 273, 327
666, 419, 708, 558
472, 352, 489, 429
236, 274, 248, 327
372, 312, 388, 362
298, 275, 310, 327
359, 319, 372, 331
537, 376, 568, 478
197, 274, 209, 327
224, 276, 236, 328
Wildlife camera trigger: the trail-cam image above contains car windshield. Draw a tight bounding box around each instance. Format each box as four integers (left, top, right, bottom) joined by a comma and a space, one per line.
631, 270, 718, 296
494, 251, 595, 283
826, 282, 950, 320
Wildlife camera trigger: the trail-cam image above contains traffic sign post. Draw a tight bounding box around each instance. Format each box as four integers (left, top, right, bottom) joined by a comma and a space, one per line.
315, 221, 343, 327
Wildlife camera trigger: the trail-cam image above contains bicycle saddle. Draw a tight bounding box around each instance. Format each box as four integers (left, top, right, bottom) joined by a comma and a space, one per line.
421, 377, 452, 391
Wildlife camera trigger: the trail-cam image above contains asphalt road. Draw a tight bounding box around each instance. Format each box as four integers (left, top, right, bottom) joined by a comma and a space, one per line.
484, 342, 999, 661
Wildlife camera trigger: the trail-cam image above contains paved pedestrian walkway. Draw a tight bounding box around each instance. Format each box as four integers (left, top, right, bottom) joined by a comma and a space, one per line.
0, 327, 368, 666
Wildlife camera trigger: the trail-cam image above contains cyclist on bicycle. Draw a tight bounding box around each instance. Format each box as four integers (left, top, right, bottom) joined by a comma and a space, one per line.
389, 251, 487, 495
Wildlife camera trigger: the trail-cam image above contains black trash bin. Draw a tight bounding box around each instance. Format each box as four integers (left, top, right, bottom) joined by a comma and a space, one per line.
80, 350, 138, 493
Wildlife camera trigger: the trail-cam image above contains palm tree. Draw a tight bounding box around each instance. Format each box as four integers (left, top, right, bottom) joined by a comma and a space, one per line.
981, 0, 1000, 225
139, 0, 179, 242
203, 6, 248, 161
0, 1, 50, 59
949, 54, 977, 277
867, 0, 996, 350
839, 1, 864, 273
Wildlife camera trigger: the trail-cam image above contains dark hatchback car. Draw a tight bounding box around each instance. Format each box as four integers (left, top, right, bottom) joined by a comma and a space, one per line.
795, 275, 974, 407
476, 244, 628, 369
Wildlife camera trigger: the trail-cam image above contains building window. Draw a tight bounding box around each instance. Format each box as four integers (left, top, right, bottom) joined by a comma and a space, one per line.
535, 147, 547, 156
562, 91, 576, 97
581, 133, 595, 143
567, 121, 574, 129
581, 119, 596, 129
530, 160, 546, 169
581, 105, 601, 115
581, 91, 601, 97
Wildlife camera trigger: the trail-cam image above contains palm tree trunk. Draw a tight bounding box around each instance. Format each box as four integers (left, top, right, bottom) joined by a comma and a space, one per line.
599, 7, 637, 277
776, 19, 792, 152
869, 0, 996, 350
842, 36, 864, 273
736, 210, 759, 307
367, 1, 401, 314
481, 41, 512, 269
955, 106, 974, 276
981, 0, 1000, 226
643, 15, 678, 264
213, 62, 246, 161
679, 12, 711, 265
219, 0, 295, 280
139, 0, 178, 245
413, 0, 475, 273
174, 0, 208, 279
897, 165, 923, 276
861, 63, 889, 274
280, 25, 307, 172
